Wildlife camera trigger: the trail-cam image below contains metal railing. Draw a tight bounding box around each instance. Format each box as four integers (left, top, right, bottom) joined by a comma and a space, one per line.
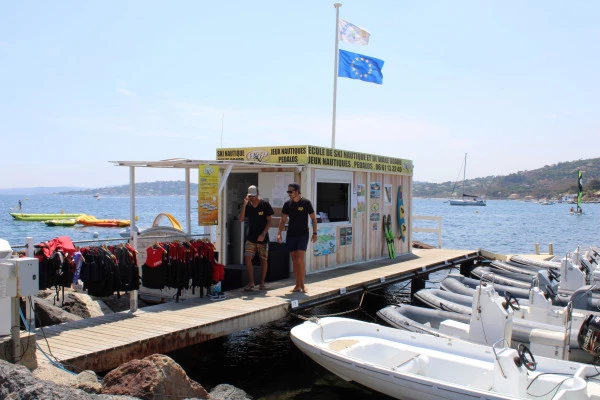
411, 215, 443, 248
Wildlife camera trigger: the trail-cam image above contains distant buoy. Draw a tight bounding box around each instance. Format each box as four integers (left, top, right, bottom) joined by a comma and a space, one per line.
135, 215, 139, 221
476, 210, 479, 214
93, 232, 99, 238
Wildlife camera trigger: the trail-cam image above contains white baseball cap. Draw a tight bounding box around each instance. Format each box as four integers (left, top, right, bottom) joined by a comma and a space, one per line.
247, 185, 258, 196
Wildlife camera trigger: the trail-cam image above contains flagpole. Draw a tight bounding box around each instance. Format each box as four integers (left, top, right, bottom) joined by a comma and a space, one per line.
332, 3, 342, 149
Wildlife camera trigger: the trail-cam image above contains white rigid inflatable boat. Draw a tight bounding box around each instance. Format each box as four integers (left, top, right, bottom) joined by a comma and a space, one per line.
381, 283, 600, 362
291, 316, 600, 400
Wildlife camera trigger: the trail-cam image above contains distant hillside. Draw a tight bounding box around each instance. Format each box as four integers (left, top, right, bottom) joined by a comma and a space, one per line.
0, 187, 87, 195
53, 158, 600, 200
414, 157, 600, 200
59, 181, 198, 196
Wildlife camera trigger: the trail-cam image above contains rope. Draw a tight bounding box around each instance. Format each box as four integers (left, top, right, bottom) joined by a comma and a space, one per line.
289, 291, 369, 321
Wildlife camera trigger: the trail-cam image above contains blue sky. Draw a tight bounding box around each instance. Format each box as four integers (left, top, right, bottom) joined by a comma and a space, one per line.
2, 1, 598, 189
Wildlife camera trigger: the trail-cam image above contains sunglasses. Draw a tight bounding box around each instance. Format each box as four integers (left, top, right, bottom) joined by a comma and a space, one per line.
286, 190, 295, 194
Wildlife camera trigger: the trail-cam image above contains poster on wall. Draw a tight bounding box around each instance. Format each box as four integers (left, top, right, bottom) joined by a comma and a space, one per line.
314, 225, 336, 256
339, 226, 353, 246
198, 164, 219, 226
384, 184, 392, 205
356, 184, 366, 213
370, 182, 381, 199
370, 212, 380, 222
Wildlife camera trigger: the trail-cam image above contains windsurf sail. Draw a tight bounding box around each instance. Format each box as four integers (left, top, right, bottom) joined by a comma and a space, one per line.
577, 170, 583, 213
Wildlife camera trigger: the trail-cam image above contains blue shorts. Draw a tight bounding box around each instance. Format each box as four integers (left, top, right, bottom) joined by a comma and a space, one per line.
286, 234, 309, 252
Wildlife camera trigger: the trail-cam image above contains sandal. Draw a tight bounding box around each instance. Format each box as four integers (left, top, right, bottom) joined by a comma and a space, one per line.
243, 285, 255, 292
259, 285, 267, 290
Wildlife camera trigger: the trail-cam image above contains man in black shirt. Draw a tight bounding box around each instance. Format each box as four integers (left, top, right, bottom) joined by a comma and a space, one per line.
277, 182, 318, 293
239, 185, 274, 291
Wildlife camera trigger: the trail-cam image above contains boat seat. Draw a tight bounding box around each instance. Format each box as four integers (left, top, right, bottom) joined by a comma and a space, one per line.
328, 339, 359, 352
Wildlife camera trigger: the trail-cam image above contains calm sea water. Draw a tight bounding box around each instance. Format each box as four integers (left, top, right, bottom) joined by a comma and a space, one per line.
2, 195, 598, 398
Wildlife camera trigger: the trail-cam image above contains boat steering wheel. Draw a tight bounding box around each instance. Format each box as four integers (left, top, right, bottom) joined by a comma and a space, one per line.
503, 291, 520, 311
517, 344, 537, 371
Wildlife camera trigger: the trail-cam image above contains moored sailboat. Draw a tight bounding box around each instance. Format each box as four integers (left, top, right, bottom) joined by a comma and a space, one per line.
449, 153, 486, 206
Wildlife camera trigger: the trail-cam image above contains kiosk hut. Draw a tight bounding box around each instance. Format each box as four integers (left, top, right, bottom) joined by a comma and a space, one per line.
113, 145, 413, 291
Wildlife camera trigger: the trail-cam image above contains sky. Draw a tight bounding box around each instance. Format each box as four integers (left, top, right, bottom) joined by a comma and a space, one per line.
1, 1, 599, 189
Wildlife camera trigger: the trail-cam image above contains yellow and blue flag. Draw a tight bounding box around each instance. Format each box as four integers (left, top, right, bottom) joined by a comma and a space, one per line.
338, 49, 384, 85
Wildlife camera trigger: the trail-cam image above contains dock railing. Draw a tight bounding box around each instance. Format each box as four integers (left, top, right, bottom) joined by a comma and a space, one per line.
412, 215, 443, 248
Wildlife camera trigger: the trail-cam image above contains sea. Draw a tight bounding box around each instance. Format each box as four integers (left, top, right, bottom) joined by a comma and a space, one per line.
1, 194, 599, 399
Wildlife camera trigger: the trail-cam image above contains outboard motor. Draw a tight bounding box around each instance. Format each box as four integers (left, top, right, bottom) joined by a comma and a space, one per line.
577, 314, 600, 359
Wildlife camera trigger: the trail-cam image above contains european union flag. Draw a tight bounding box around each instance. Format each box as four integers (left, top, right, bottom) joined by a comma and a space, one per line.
338, 49, 384, 85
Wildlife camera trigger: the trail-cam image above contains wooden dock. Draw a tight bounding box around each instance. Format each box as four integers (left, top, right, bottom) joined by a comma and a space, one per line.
35, 248, 479, 372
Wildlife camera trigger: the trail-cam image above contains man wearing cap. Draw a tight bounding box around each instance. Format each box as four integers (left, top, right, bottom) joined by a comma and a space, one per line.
239, 185, 274, 291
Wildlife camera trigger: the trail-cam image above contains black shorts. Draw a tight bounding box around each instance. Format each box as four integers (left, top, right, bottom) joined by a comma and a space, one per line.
286, 234, 309, 252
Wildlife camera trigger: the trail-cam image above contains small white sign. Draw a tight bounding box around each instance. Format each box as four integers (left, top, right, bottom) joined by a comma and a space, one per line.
291, 300, 299, 308
380, 277, 386, 283
340, 287, 347, 295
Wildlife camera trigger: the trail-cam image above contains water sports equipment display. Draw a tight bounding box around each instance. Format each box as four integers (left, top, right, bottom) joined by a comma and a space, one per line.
44, 219, 77, 227
76, 215, 130, 227
396, 185, 406, 242
10, 212, 85, 221
152, 212, 182, 231
383, 214, 395, 259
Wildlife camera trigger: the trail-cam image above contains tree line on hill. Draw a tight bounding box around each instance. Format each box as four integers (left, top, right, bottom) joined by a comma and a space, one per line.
414, 157, 600, 200
55, 157, 600, 201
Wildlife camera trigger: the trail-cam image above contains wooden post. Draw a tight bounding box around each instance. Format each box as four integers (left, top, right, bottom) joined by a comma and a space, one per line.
548, 243, 553, 255
460, 259, 477, 276
535, 243, 540, 255
410, 274, 428, 302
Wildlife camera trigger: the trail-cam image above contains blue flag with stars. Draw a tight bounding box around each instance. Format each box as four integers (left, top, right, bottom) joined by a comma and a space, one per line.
338, 49, 384, 85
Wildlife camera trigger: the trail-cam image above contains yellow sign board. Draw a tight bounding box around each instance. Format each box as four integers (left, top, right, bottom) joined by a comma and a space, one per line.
216, 145, 413, 175
197, 164, 219, 226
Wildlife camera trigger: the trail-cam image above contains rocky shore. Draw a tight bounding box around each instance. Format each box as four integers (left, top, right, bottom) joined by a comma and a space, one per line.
1, 289, 252, 400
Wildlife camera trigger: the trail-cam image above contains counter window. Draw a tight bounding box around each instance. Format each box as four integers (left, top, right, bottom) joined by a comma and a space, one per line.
316, 182, 349, 223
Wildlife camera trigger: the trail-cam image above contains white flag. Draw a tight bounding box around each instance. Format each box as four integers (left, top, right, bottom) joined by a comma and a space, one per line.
338, 18, 370, 45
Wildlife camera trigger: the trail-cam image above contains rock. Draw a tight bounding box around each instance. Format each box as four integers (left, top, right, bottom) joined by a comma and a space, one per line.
37, 288, 112, 319
101, 354, 210, 399
0, 359, 134, 399
209, 384, 253, 400
412, 240, 436, 249
34, 296, 83, 327
76, 370, 103, 394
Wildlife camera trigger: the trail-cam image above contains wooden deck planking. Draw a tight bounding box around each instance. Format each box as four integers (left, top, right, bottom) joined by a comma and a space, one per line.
35, 249, 478, 372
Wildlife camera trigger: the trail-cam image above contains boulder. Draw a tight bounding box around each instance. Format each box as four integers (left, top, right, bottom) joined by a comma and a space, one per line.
209, 384, 253, 400
37, 288, 112, 319
412, 240, 435, 249
34, 296, 83, 327
101, 354, 210, 399
0, 359, 134, 399
76, 370, 103, 394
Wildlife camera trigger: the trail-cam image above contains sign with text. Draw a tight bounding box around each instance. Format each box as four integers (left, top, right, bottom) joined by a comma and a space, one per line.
216, 145, 413, 176
198, 164, 219, 226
